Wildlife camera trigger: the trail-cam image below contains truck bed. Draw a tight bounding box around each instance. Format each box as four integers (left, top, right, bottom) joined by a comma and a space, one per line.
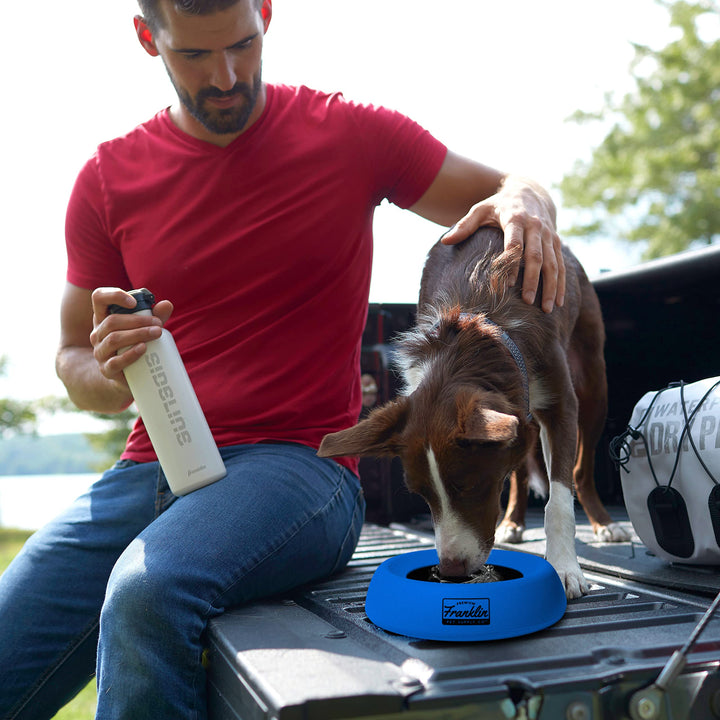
206, 246, 720, 719
206, 507, 720, 720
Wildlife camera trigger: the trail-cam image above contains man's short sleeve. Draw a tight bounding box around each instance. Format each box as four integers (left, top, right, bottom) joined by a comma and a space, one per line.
65, 156, 130, 290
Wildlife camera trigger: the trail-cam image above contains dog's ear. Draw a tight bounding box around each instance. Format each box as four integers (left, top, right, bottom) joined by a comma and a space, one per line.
459, 405, 519, 445
318, 399, 409, 458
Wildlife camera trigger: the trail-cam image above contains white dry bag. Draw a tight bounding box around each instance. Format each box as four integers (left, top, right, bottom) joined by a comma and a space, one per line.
612, 376, 720, 564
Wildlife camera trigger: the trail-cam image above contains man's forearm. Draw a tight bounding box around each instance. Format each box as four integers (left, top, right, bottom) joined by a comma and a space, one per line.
56, 345, 134, 414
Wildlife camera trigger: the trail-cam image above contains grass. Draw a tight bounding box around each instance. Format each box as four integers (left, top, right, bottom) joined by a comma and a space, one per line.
0, 528, 29, 571
53, 684, 96, 720
0, 528, 97, 719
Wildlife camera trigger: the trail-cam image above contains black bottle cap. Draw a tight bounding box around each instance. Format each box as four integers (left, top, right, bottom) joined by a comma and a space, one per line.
107, 288, 156, 315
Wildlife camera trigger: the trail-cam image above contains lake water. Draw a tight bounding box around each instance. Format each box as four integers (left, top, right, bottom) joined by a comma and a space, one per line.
0, 474, 100, 530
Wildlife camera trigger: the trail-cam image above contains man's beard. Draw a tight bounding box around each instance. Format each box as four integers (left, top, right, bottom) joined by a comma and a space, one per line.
169, 67, 263, 136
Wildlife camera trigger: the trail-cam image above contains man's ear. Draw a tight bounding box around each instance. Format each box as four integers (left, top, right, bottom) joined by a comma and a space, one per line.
260, 1, 272, 33
134, 16, 160, 57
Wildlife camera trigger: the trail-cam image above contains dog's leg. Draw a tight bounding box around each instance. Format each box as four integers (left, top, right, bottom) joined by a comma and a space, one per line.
544, 475, 588, 598
535, 376, 589, 599
496, 468, 527, 544
569, 300, 631, 543
574, 382, 631, 543
496, 433, 546, 543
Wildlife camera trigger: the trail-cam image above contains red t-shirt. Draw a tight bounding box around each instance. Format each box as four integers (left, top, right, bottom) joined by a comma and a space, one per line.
65, 83, 447, 472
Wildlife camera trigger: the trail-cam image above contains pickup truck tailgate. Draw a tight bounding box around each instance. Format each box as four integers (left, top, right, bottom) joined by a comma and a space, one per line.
206, 520, 720, 720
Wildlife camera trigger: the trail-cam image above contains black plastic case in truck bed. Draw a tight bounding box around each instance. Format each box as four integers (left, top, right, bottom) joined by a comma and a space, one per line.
206, 245, 720, 720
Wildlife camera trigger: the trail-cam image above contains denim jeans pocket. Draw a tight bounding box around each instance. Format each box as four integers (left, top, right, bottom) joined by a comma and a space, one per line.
111, 458, 141, 471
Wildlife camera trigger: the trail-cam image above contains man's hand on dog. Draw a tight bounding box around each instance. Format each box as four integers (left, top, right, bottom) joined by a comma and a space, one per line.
441, 176, 565, 315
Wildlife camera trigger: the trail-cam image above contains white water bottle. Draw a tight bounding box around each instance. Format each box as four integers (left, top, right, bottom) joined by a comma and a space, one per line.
109, 289, 226, 495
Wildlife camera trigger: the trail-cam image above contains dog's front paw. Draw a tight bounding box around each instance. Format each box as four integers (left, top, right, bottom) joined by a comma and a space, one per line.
594, 522, 631, 543
550, 560, 589, 599
495, 522, 525, 544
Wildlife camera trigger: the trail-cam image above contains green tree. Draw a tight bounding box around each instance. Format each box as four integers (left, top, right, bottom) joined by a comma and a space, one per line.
558, 0, 720, 258
84, 409, 137, 470
0, 356, 41, 437
1, 354, 134, 466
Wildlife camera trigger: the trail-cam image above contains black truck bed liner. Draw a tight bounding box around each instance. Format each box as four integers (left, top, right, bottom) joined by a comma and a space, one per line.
207, 510, 720, 720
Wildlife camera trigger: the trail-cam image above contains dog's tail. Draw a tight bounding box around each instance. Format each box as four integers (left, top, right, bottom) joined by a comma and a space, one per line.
527, 453, 549, 499
488, 242, 524, 299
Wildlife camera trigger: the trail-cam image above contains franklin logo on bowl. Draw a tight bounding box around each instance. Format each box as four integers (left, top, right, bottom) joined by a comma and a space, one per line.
442, 598, 490, 625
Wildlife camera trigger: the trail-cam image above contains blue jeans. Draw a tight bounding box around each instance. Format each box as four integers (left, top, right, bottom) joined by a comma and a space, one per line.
0, 443, 365, 720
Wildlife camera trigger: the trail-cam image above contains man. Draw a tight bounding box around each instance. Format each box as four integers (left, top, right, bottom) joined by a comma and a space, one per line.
0, 1, 564, 718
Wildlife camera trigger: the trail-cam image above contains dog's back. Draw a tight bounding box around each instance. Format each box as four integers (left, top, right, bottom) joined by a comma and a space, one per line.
412, 227, 596, 386
419, 226, 511, 313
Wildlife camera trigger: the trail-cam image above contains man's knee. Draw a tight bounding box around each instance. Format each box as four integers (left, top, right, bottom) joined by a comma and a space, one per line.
101, 542, 174, 636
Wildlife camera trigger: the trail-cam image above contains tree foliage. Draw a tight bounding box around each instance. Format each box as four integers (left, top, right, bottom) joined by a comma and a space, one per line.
84, 410, 137, 471
1, 354, 134, 469
0, 397, 37, 438
0, 356, 41, 437
559, 0, 720, 258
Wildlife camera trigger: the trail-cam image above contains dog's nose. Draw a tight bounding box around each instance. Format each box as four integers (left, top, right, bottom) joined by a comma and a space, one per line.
438, 557, 467, 577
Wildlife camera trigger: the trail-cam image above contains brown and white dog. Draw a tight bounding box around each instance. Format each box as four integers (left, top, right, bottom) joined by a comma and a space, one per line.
318, 227, 629, 598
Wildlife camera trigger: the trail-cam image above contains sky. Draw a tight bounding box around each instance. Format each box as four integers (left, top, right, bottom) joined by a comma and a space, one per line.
0, 0, 683, 432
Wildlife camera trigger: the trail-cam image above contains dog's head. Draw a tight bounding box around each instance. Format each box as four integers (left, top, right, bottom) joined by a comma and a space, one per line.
318, 384, 534, 576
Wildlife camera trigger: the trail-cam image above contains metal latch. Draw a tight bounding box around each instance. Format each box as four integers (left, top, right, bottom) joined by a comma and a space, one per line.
500, 686, 543, 719
628, 589, 720, 720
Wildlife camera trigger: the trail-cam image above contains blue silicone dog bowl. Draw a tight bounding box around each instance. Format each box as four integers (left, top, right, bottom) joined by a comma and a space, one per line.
365, 548, 567, 641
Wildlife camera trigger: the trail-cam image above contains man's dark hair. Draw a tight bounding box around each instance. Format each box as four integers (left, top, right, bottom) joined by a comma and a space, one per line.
138, 0, 263, 32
